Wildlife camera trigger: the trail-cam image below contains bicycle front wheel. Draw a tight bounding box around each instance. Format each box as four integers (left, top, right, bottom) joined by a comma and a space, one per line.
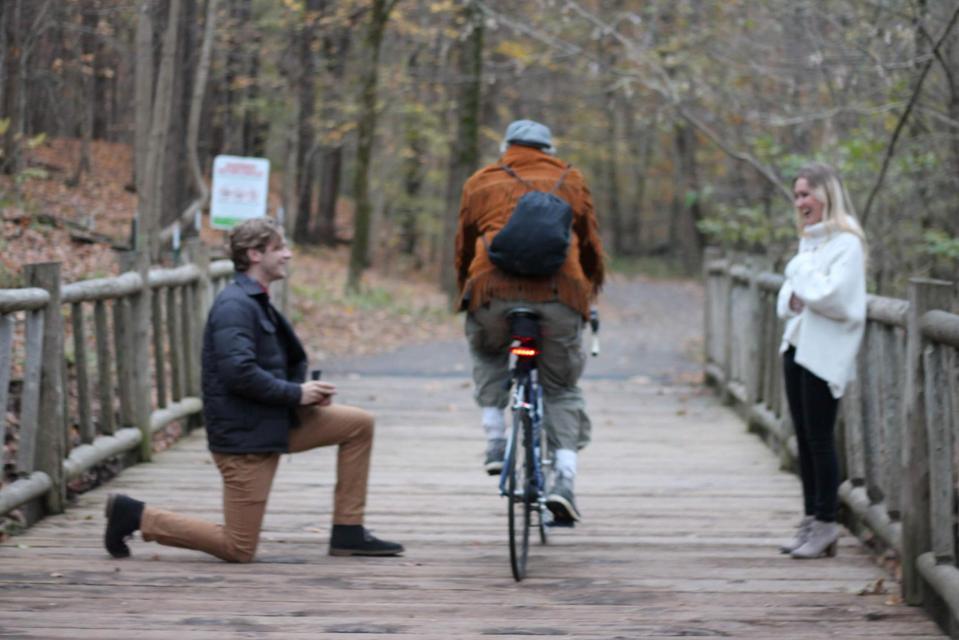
507, 408, 532, 581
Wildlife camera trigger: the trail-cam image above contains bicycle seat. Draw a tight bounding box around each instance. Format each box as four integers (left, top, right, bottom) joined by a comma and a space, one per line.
507, 307, 540, 341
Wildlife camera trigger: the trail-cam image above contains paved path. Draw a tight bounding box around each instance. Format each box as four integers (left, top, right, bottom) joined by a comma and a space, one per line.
328, 275, 705, 382
0, 276, 944, 638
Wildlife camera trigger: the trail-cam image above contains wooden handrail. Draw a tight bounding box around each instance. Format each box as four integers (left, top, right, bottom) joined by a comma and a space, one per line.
0, 288, 50, 313
0, 244, 231, 523
920, 309, 959, 347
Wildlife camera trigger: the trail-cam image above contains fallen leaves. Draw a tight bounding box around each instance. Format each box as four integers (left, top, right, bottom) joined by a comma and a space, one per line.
858, 577, 887, 596
287, 246, 461, 362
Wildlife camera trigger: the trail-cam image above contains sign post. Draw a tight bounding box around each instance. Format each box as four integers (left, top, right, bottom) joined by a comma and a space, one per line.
210, 155, 270, 230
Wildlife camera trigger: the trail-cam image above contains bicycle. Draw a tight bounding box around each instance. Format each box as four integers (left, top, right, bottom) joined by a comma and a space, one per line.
499, 307, 599, 582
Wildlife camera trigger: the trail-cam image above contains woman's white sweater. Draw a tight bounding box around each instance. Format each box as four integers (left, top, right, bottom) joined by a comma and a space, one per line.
777, 222, 867, 398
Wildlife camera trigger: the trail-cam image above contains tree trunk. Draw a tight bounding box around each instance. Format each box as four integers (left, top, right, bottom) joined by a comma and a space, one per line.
623, 107, 652, 255
603, 87, 624, 257
1, 0, 24, 175
140, 0, 182, 259
293, 0, 320, 244
223, 0, 252, 155
396, 48, 427, 256
314, 21, 352, 247
165, 0, 196, 230
0, 0, 7, 121
440, 0, 483, 298
69, 0, 98, 187
157, 0, 217, 246
282, 97, 299, 241
92, 9, 109, 141
244, 42, 265, 156
186, 0, 217, 204
346, 0, 396, 292
133, 0, 154, 196
672, 122, 704, 274
315, 148, 342, 244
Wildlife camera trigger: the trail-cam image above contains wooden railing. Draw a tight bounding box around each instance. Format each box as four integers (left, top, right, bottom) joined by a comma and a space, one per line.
0, 242, 234, 523
703, 248, 959, 631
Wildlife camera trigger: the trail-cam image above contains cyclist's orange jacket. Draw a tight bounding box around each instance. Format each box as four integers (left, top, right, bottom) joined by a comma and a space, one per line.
455, 144, 605, 319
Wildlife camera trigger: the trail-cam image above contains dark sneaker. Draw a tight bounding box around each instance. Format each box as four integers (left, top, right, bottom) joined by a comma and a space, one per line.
329, 525, 404, 557
484, 438, 507, 476
546, 474, 581, 522
104, 494, 145, 558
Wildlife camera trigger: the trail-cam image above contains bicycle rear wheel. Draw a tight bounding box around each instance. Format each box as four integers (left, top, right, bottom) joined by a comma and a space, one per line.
508, 407, 532, 581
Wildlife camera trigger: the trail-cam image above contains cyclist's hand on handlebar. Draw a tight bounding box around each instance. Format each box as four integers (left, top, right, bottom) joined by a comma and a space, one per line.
589, 307, 600, 356
300, 381, 337, 406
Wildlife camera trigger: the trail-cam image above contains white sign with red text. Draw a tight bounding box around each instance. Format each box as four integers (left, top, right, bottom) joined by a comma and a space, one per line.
210, 155, 270, 230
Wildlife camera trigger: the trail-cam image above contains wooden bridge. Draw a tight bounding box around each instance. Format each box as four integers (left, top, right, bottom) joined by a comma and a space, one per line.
0, 251, 956, 638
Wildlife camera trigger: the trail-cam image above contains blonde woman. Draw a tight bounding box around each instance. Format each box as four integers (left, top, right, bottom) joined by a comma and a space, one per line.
776, 162, 867, 559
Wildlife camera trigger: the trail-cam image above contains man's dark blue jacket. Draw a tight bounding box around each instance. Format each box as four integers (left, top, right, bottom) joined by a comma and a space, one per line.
201, 272, 307, 453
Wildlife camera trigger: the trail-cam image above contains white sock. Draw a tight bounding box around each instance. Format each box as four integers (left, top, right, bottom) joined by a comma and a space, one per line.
481, 407, 506, 440
554, 448, 577, 478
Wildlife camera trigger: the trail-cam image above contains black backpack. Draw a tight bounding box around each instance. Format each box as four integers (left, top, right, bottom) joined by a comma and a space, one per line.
483, 164, 573, 277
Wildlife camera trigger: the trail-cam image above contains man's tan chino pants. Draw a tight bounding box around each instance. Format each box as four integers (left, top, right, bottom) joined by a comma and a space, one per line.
138, 404, 374, 563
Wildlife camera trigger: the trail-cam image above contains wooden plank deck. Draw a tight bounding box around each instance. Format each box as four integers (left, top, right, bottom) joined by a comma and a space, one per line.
0, 375, 944, 639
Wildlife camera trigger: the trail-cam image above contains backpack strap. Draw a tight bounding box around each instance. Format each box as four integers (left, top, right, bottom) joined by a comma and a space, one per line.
500, 163, 573, 195
499, 164, 535, 190
549, 164, 573, 195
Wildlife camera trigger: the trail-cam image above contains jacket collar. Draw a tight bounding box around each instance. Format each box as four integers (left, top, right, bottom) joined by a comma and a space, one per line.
234, 272, 269, 298
500, 144, 557, 168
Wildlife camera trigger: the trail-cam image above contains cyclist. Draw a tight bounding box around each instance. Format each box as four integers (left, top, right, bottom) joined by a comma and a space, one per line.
454, 119, 605, 524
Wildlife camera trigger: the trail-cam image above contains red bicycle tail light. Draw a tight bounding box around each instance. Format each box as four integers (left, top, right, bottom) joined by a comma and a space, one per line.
510, 345, 539, 357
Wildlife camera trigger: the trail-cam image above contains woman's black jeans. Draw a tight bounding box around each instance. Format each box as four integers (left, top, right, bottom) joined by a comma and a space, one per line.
782, 347, 841, 523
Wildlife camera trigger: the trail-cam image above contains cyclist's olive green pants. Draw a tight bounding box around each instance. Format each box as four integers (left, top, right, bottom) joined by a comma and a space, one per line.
465, 299, 591, 452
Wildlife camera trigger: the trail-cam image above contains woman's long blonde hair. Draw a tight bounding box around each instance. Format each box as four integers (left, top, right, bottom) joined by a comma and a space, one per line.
794, 162, 867, 249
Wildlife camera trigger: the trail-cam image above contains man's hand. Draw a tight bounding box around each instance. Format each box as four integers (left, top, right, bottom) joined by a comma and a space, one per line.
300, 381, 336, 406
789, 293, 805, 313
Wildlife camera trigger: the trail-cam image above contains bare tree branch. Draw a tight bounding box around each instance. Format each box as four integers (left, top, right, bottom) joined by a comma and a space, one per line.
479, 0, 791, 201
861, 2, 959, 225
677, 109, 791, 202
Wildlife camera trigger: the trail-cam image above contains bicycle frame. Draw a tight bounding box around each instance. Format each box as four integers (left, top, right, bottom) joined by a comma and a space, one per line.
499, 317, 552, 581
498, 363, 547, 501
496, 306, 599, 581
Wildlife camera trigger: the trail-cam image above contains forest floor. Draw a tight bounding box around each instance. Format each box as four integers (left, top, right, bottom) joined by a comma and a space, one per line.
0, 138, 462, 357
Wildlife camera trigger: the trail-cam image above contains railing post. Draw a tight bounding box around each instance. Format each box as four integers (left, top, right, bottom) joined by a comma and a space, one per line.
720, 256, 734, 402
842, 362, 867, 489
71, 302, 94, 444
184, 238, 209, 399
744, 257, 767, 409
901, 277, 953, 605
23, 263, 66, 514
702, 247, 720, 372
186, 238, 213, 319
130, 251, 153, 462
